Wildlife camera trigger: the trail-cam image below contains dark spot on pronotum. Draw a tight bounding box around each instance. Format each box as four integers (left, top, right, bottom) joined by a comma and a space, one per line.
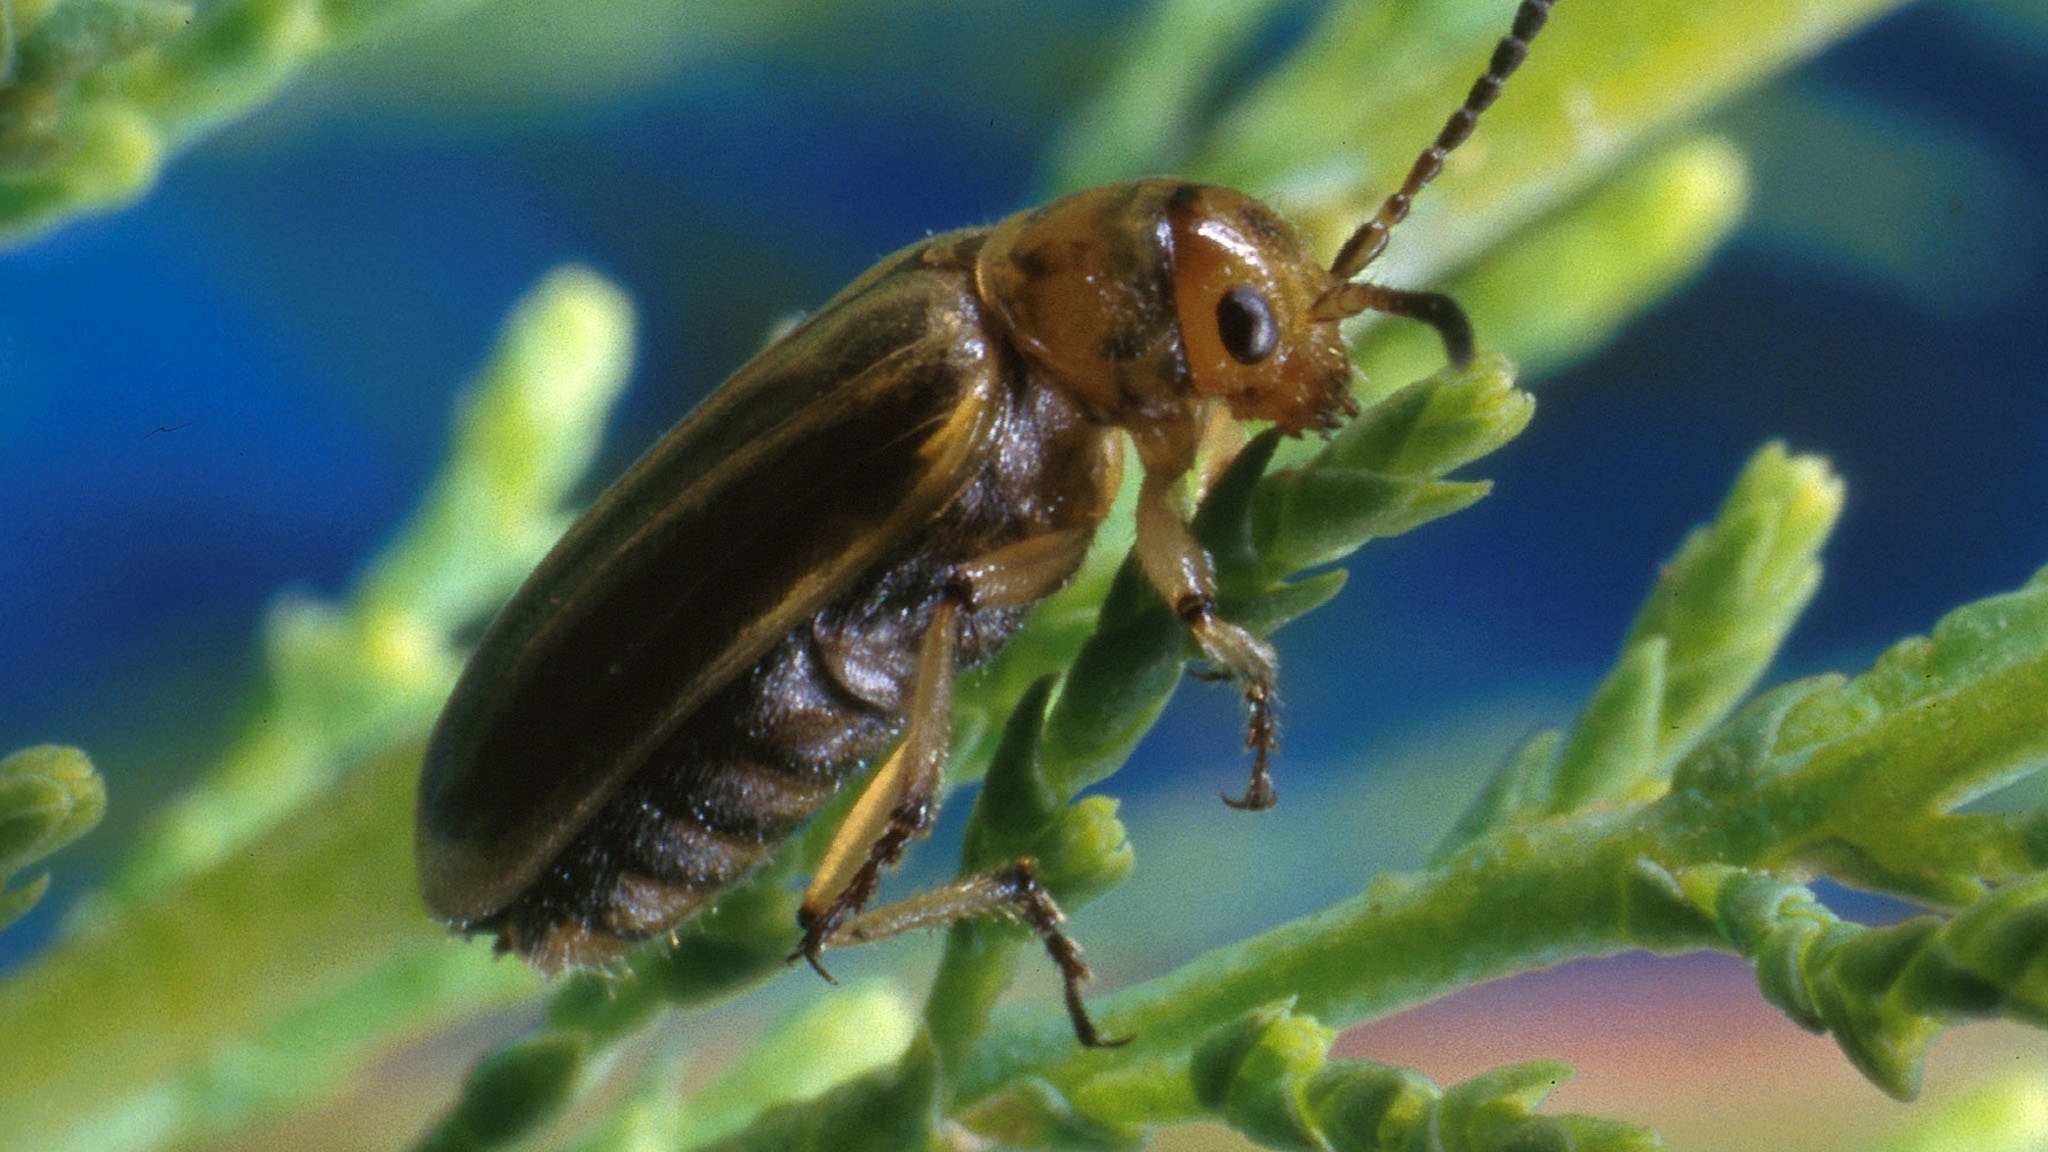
1236, 202, 1288, 245
1010, 245, 1051, 281
1098, 324, 1153, 362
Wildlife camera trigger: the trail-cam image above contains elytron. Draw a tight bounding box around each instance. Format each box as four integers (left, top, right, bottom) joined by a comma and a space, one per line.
418, 0, 1555, 1047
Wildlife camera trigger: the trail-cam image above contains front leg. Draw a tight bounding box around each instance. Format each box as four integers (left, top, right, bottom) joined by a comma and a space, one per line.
1133, 463, 1281, 810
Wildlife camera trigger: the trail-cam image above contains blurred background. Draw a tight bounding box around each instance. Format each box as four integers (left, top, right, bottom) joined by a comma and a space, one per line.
0, 0, 2044, 1148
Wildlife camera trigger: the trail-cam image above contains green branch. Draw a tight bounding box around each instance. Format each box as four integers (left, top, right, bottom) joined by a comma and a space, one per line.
100, 264, 635, 909
1440, 443, 1843, 851
0, 0, 503, 243
0, 266, 630, 1152
1690, 868, 2048, 1100
938, 458, 2048, 1144
1185, 1002, 1664, 1152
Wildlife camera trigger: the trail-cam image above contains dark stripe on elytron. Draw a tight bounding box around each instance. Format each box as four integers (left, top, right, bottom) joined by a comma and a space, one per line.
424, 357, 975, 852
415, 269, 944, 881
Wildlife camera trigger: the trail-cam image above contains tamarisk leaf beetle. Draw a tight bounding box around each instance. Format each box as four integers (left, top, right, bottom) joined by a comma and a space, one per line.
417, 0, 1554, 1048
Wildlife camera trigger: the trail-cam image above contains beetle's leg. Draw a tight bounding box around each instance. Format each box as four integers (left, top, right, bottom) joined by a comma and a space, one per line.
1197, 399, 1251, 493
1132, 466, 1281, 810
794, 528, 1098, 978
949, 527, 1098, 613
794, 597, 959, 981
831, 858, 1126, 1048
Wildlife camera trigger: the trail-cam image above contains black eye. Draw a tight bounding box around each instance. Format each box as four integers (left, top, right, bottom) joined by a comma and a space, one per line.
1216, 285, 1278, 364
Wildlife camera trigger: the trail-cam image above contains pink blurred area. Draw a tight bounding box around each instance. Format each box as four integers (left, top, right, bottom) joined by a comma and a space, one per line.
1333, 952, 2040, 1152
1157, 951, 2040, 1151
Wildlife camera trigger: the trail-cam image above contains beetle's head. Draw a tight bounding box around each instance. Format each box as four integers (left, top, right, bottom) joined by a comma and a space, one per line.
977, 179, 1356, 438
1162, 183, 1359, 435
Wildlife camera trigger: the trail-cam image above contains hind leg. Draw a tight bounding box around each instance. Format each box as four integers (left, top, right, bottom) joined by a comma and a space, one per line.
789, 529, 1118, 1046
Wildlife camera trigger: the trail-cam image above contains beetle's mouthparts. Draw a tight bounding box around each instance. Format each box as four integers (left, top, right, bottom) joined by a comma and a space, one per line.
1318, 380, 1364, 433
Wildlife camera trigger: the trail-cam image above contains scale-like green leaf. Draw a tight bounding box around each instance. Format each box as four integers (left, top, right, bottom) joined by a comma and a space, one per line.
0, 746, 103, 932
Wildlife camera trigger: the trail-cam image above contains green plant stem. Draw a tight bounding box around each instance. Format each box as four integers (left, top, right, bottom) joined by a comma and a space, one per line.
0, 742, 487, 1152
950, 807, 1690, 1126
0, 266, 629, 1152
950, 562, 2048, 1128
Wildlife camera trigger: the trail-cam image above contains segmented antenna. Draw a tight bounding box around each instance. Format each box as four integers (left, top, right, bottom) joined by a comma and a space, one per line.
1327, 0, 1554, 284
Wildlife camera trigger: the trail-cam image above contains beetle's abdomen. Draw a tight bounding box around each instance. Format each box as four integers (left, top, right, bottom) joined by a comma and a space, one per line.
477, 365, 1113, 970
478, 613, 907, 970
479, 561, 1030, 972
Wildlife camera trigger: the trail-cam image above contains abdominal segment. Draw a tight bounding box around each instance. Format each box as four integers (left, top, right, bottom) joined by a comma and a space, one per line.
474, 616, 899, 970
473, 555, 1030, 972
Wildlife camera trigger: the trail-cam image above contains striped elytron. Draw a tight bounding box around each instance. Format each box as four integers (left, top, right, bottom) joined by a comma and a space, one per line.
418, 0, 1555, 1047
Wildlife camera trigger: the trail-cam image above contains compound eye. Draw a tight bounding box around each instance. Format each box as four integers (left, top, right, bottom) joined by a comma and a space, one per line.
1216, 285, 1278, 364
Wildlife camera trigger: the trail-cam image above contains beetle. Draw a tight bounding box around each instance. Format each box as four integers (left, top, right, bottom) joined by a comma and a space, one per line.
417, 0, 1554, 1049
